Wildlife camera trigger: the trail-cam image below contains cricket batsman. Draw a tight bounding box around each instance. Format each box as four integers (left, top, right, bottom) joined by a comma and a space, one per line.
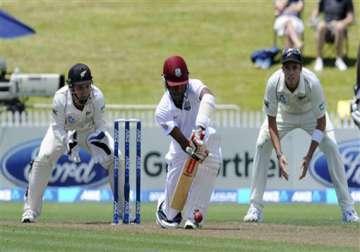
243, 48, 359, 223
21, 63, 124, 223
155, 55, 222, 229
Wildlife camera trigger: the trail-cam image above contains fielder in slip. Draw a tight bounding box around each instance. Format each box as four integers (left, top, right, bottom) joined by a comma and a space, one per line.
155, 55, 222, 229
21, 63, 124, 223
243, 48, 359, 224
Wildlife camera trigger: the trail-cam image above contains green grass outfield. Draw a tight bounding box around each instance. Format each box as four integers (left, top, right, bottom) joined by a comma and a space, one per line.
1, 1, 359, 111
1, 203, 359, 252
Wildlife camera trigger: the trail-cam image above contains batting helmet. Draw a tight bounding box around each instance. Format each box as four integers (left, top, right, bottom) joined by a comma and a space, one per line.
67, 63, 92, 88
163, 56, 189, 86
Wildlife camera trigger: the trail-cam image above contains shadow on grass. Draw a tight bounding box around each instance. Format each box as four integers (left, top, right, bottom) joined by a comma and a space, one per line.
273, 55, 356, 68
84, 221, 111, 225
203, 227, 242, 231
302, 55, 357, 68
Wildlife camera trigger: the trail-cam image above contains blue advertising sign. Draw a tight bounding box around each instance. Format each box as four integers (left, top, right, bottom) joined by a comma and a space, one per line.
0, 139, 109, 188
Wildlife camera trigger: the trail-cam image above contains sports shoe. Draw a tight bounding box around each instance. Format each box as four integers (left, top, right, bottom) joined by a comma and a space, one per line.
335, 57, 347, 71
243, 206, 263, 223
155, 201, 182, 228
184, 219, 201, 229
342, 209, 359, 223
21, 210, 37, 223
314, 57, 323, 72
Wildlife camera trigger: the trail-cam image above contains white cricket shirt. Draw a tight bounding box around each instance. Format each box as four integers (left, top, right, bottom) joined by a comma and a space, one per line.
51, 85, 107, 144
264, 67, 326, 118
155, 79, 207, 162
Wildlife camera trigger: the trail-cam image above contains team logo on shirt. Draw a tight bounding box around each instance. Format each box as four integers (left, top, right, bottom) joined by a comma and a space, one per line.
278, 94, 287, 105
183, 100, 191, 111
297, 95, 306, 100
67, 115, 76, 124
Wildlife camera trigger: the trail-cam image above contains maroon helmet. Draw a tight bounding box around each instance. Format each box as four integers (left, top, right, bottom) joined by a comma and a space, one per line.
163, 55, 189, 86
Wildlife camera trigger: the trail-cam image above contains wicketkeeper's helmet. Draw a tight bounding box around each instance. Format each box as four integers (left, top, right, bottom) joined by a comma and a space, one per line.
67, 63, 92, 88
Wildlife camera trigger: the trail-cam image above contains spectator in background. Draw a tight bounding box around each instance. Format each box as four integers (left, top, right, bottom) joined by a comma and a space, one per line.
273, 0, 304, 50
310, 0, 354, 71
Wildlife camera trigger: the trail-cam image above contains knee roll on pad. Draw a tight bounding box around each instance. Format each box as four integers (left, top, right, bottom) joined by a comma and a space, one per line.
32, 159, 52, 170
202, 154, 221, 175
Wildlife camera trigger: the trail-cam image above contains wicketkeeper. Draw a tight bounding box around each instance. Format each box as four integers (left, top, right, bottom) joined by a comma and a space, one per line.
155, 55, 222, 229
21, 63, 124, 223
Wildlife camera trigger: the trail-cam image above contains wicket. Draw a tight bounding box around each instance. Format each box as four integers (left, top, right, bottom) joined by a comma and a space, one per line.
113, 119, 141, 224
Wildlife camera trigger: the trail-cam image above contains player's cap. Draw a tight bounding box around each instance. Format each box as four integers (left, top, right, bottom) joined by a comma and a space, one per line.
163, 55, 189, 86
67, 63, 92, 85
281, 48, 303, 65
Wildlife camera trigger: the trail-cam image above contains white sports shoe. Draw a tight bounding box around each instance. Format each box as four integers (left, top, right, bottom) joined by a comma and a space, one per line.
314, 57, 323, 72
184, 220, 201, 229
335, 57, 347, 71
21, 210, 37, 223
155, 201, 182, 229
243, 206, 263, 223
342, 209, 359, 223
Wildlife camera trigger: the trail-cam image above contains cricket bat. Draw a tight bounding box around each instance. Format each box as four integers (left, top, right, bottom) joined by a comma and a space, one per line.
171, 157, 200, 211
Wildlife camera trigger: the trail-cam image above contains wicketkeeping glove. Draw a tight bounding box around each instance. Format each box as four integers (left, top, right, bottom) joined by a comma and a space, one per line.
66, 130, 81, 163
351, 98, 360, 129
87, 130, 112, 164
185, 128, 208, 162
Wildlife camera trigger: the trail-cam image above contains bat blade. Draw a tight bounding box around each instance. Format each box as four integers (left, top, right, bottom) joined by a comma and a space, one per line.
170, 158, 199, 211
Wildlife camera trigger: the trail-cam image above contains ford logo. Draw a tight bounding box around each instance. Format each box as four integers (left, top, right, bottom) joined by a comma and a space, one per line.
310, 139, 360, 188
0, 139, 109, 188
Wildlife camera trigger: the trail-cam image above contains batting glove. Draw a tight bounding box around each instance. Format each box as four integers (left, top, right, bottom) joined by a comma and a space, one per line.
185, 129, 208, 162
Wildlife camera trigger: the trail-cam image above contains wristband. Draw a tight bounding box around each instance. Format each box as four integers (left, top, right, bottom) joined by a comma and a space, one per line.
311, 129, 324, 143
276, 151, 283, 159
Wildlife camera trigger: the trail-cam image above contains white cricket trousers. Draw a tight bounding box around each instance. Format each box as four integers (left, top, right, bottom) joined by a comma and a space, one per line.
23, 126, 118, 217
162, 130, 222, 222
249, 110, 354, 211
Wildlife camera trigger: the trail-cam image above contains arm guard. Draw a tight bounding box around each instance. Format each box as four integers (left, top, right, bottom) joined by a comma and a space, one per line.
195, 93, 216, 129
